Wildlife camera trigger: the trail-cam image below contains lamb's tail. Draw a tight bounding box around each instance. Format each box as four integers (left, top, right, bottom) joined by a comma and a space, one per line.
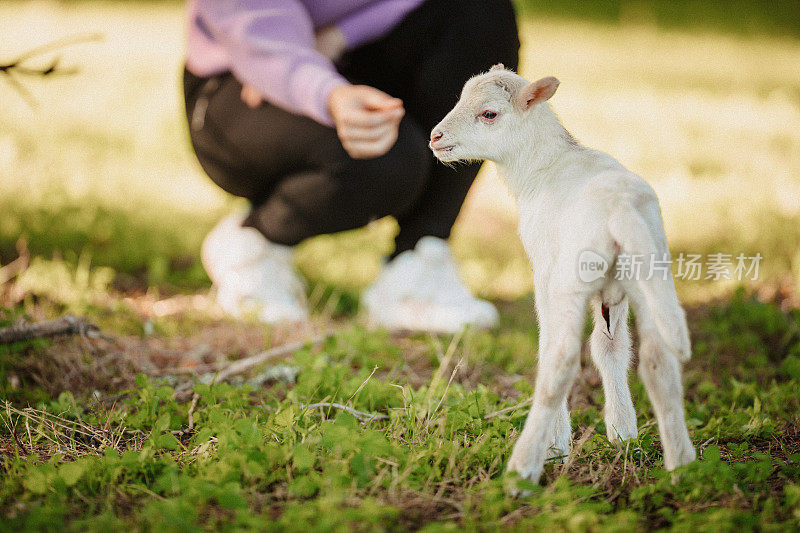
608, 205, 691, 363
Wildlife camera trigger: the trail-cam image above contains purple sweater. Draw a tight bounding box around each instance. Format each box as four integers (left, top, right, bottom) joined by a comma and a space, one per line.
186, 0, 425, 126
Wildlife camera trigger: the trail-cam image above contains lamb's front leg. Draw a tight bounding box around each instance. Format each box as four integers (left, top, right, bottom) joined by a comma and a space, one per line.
590, 297, 638, 443
507, 292, 588, 483
536, 309, 571, 463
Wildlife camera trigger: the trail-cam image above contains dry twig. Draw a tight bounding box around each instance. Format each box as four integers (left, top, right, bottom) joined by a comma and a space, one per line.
173, 335, 329, 400
0, 33, 102, 107
187, 394, 199, 431
0, 314, 101, 345
301, 402, 389, 422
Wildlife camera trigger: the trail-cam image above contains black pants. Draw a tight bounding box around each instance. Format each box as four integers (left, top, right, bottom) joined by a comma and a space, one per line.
184, 0, 519, 256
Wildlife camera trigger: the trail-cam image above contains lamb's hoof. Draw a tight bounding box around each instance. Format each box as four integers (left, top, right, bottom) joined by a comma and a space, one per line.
503, 471, 538, 498
666, 455, 696, 485
504, 451, 544, 497
605, 412, 638, 445
664, 446, 697, 471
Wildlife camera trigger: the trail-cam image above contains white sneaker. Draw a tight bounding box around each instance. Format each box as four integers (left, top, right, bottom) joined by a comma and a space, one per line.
201, 212, 308, 324
362, 236, 499, 333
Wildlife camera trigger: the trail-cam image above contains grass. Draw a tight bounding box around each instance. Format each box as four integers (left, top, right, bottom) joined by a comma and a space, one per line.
1, 290, 799, 530
1, 1, 800, 530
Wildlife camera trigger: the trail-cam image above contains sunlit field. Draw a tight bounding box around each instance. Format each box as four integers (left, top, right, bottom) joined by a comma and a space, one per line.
2, 1, 799, 301
1, 1, 799, 530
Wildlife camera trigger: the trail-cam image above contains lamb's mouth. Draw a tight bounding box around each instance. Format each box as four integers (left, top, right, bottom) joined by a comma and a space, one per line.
431, 145, 456, 154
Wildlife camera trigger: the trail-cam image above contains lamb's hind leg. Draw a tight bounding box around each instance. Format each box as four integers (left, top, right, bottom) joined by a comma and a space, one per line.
637, 330, 696, 470
506, 291, 588, 483
590, 296, 638, 443
624, 281, 696, 470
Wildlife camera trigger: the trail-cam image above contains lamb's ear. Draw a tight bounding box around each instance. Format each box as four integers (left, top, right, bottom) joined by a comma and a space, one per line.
516, 76, 560, 110
489, 63, 506, 72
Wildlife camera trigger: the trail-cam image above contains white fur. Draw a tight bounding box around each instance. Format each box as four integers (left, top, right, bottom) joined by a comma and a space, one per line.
431, 66, 696, 484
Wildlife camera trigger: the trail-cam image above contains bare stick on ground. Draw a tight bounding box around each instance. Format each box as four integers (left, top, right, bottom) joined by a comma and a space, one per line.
0, 315, 101, 345
173, 335, 329, 400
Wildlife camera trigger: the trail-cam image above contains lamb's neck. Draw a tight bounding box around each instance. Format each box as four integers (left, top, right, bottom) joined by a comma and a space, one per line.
495, 105, 582, 203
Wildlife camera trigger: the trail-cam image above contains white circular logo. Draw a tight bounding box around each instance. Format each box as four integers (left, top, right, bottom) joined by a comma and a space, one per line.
578, 250, 609, 283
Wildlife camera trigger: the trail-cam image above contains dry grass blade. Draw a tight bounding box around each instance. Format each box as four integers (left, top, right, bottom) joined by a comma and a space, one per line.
484, 396, 535, 419
347, 365, 379, 404
431, 357, 464, 419
1, 401, 142, 459
559, 425, 596, 475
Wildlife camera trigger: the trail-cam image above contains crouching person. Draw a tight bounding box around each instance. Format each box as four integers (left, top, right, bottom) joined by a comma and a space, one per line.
183, 0, 519, 332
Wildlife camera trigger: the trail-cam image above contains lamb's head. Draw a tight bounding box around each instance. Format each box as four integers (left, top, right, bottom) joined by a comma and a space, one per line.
429, 64, 560, 164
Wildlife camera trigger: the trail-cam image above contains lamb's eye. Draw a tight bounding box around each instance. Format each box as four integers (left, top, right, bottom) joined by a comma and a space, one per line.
481, 110, 498, 120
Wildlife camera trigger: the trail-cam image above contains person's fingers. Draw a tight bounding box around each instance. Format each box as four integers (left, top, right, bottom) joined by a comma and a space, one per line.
341, 127, 399, 159
339, 119, 400, 150
359, 86, 403, 111
330, 85, 403, 157
341, 106, 404, 128
341, 110, 385, 128
339, 122, 396, 142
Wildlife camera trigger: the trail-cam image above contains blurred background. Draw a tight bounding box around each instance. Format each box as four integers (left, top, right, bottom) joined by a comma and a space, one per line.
1, 0, 799, 310
3, 5, 800, 528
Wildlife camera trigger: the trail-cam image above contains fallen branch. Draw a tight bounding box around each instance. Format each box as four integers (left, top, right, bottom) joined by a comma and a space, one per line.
213, 335, 328, 384
0, 314, 100, 345
301, 402, 389, 422
173, 335, 329, 399
698, 437, 716, 459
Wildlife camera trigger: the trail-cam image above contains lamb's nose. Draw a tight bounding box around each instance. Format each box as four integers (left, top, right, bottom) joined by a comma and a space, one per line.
430, 130, 443, 143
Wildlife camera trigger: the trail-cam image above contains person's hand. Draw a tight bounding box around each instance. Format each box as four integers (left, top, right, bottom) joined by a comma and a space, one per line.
328, 85, 405, 159
315, 25, 347, 62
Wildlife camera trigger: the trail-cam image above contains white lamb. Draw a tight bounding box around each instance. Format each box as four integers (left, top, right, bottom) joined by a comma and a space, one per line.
430, 65, 696, 484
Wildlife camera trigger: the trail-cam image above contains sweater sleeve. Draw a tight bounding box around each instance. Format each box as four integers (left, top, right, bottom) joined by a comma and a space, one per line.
338, 0, 424, 49
194, 0, 348, 126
